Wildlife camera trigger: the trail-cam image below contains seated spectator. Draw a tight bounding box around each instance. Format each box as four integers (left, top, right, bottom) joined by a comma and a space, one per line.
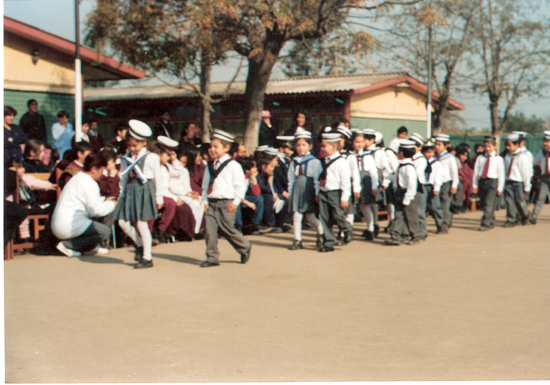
23, 139, 50, 173
258, 154, 290, 233
52, 110, 74, 158
200, 142, 212, 166
179, 122, 202, 148
228, 142, 240, 160
185, 147, 205, 195
4, 106, 27, 164
235, 157, 265, 235
237, 144, 249, 158
51, 152, 116, 257
59, 141, 93, 189
88, 120, 104, 152
48, 148, 61, 173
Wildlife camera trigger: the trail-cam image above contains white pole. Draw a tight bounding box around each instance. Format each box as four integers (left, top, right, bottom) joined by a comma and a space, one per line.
426, 23, 433, 139
74, 0, 82, 142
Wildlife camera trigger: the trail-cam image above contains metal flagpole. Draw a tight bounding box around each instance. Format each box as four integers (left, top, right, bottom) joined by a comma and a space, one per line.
75, 0, 82, 142
426, 5, 433, 139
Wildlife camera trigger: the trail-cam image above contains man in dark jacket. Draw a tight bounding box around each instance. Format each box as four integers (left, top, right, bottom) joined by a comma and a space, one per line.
19, 99, 47, 143
258, 110, 277, 148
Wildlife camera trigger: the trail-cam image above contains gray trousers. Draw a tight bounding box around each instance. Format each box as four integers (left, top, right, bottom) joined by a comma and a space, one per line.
425, 184, 444, 232
390, 190, 420, 241
505, 181, 530, 223
205, 199, 250, 263
479, 178, 498, 228
416, 187, 428, 239
63, 220, 111, 252
439, 181, 453, 230
532, 177, 549, 220
319, 190, 352, 248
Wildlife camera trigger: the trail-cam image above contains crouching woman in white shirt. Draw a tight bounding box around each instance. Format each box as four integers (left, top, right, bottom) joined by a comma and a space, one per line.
51, 152, 117, 257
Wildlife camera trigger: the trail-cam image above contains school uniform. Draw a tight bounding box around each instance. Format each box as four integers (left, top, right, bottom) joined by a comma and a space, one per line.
531, 149, 550, 222
258, 172, 288, 228
389, 158, 420, 243
436, 150, 459, 232
234, 177, 264, 229
318, 152, 353, 249
382, 147, 399, 221
340, 149, 361, 217
424, 157, 444, 230
202, 154, 250, 264
504, 149, 531, 225
472, 151, 505, 229
412, 152, 430, 239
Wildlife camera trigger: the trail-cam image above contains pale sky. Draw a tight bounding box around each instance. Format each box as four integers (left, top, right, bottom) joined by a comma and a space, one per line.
4, 0, 550, 131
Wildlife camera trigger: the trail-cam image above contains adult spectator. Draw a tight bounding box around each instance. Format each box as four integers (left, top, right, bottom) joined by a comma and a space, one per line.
51, 152, 116, 257
153, 110, 175, 139
179, 122, 202, 149
284, 110, 318, 157
87, 120, 105, 152
4, 106, 27, 164
388, 126, 408, 154
258, 110, 277, 148
52, 110, 74, 158
19, 99, 47, 142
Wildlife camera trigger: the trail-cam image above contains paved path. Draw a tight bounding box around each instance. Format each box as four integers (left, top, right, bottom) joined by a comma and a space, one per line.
4, 206, 550, 382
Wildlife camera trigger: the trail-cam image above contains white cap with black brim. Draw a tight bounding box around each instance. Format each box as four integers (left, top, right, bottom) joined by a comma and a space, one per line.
399, 139, 417, 149
128, 119, 152, 140
322, 133, 341, 143
212, 129, 235, 143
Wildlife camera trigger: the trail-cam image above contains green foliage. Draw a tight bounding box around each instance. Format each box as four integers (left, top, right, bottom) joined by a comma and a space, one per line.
500, 112, 546, 134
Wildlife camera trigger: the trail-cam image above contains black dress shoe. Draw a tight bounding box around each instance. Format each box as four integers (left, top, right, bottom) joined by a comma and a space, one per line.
288, 240, 303, 250
134, 259, 153, 269
407, 238, 420, 245
316, 234, 323, 248
344, 231, 353, 244
319, 246, 335, 252
200, 261, 220, 268
385, 239, 401, 246
529, 217, 537, 225
335, 236, 344, 246
363, 230, 374, 241
241, 246, 252, 264
158, 230, 169, 243
503, 222, 516, 228
373, 225, 380, 238
384, 221, 392, 233
134, 246, 144, 262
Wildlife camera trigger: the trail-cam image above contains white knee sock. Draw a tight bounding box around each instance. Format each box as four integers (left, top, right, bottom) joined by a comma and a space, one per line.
346, 214, 354, 226
293, 212, 303, 241
387, 204, 395, 220
118, 220, 142, 247
371, 204, 378, 225
305, 213, 323, 235
360, 204, 374, 231
136, 221, 152, 261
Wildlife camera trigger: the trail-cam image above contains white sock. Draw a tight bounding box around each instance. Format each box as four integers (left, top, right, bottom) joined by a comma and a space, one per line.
346, 214, 354, 226
118, 220, 142, 247
387, 204, 395, 220
136, 221, 152, 261
293, 212, 303, 241
360, 204, 374, 231
371, 204, 379, 225
305, 213, 323, 235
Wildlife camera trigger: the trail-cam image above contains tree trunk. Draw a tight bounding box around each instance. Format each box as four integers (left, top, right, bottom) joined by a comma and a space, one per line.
199, 59, 212, 143
489, 95, 502, 151
242, 34, 285, 153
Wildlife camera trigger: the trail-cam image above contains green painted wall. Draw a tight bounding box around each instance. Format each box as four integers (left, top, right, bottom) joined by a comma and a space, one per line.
4, 89, 75, 144
350, 116, 428, 144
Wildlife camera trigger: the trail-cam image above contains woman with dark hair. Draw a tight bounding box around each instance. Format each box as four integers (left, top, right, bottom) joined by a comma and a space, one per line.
179, 122, 202, 148
4, 106, 27, 164
284, 110, 319, 157
184, 147, 205, 194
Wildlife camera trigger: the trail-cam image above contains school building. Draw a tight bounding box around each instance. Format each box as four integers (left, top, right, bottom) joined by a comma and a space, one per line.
3, 16, 144, 143
83, 72, 464, 143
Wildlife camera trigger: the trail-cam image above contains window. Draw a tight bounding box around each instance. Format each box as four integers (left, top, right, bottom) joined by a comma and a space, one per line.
319, 97, 345, 114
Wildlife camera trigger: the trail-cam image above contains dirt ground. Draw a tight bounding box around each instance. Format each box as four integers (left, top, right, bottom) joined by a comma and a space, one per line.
4, 205, 550, 383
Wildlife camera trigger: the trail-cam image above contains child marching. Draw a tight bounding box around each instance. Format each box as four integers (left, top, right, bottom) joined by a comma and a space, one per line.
530, 131, 550, 224
503, 133, 532, 227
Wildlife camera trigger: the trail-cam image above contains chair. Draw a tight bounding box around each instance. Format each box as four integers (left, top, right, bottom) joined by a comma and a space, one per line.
5, 173, 52, 260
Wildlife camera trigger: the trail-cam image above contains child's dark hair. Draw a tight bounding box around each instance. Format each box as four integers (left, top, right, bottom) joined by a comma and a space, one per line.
73, 141, 93, 153
183, 147, 200, 175
83, 152, 108, 172
421, 145, 434, 153
237, 156, 255, 172
199, 143, 210, 158
457, 148, 469, 157
23, 139, 44, 159
258, 155, 277, 170
63, 149, 77, 161
49, 149, 60, 165
397, 126, 408, 136
399, 147, 416, 158
57, 110, 69, 119
364, 133, 375, 141
228, 142, 239, 157
474, 143, 484, 152
4, 106, 17, 117
294, 136, 312, 146
99, 149, 117, 162
114, 123, 127, 135
351, 132, 365, 142
7, 157, 23, 168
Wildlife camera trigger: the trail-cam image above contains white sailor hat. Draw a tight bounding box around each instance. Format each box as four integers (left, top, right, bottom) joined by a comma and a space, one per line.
374, 131, 384, 145
483, 135, 497, 142
322, 126, 333, 133
434, 133, 450, 143
265, 147, 280, 156
399, 139, 417, 149
295, 129, 312, 139
337, 125, 352, 139
276, 135, 295, 142
157, 136, 179, 150
212, 129, 235, 143
363, 128, 376, 136
322, 133, 341, 143
544, 130, 550, 140
255, 145, 268, 152
512, 131, 527, 138
506, 133, 520, 142
423, 139, 435, 148
410, 133, 425, 145
128, 119, 152, 140
273, 198, 285, 214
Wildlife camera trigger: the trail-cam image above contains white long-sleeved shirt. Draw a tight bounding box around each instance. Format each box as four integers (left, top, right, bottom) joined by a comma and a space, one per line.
341, 150, 362, 195
356, 150, 379, 189
52, 122, 74, 157
52, 172, 116, 239
472, 151, 505, 193
425, 158, 444, 192
437, 151, 460, 189
288, 153, 323, 196
168, 160, 194, 199
118, 148, 164, 205
412, 152, 428, 185
368, 145, 393, 187
392, 159, 417, 206
521, 147, 534, 178
319, 152, 351, 201
534, 149, 550, 176
504, 149, 532, 192
201, 154, 247, 206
